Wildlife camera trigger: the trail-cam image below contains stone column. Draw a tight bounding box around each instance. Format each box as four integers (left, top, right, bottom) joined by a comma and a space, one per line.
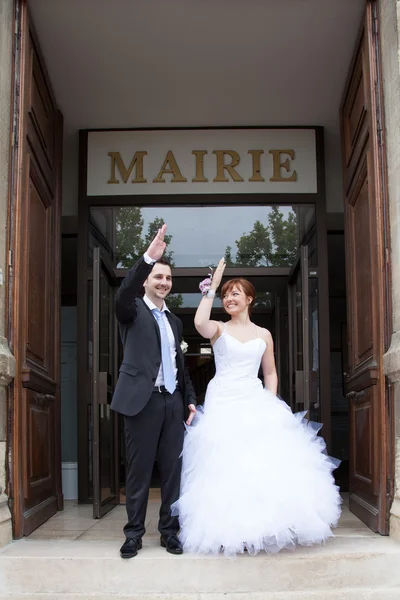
380, 0, 400, 539
0, 0, 15, 546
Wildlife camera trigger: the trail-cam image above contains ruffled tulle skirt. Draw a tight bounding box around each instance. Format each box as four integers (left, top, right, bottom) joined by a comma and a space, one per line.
172, 382, 341, 557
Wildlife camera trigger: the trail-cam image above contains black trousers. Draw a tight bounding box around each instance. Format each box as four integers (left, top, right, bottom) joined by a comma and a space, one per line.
123, 389, 184, 539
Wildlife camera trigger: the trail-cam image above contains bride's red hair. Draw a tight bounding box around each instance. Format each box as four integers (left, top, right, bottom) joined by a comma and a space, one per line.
220, 278, 256, 314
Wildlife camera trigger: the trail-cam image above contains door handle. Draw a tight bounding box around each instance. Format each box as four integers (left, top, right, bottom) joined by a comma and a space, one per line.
346, 390, 364, 400
98, 372, 112, 405
36, 393, 55, 408
295, 370, 304, 408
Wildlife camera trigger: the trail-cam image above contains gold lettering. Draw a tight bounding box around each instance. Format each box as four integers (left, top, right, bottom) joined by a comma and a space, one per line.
213, 150, 244, 182
153, 151, 187, 183
248, 150, 265, 182
107, 151, 147, 184
192, 150, 208, 182
269, 149, 297, 182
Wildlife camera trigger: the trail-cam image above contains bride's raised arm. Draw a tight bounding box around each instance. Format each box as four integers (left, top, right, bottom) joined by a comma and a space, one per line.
194, 257, 226, 340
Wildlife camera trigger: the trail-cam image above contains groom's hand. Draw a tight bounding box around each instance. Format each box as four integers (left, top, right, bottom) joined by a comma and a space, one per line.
147, 223, 167, 261
186, 404, 197, 426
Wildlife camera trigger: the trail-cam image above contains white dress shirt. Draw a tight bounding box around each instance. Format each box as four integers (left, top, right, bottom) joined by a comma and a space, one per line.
143, 290, 178, 387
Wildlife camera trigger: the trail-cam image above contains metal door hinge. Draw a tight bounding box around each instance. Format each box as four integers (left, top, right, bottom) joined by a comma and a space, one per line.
372, 0, 379, 37
373, 16, 378, 36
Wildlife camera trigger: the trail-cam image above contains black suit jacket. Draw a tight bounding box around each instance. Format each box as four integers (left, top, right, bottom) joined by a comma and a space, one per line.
111, 256, 196, 417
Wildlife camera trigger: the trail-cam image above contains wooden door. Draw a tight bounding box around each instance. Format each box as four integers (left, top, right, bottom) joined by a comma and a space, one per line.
340, 1, 392, 533
10, 3, 63, 537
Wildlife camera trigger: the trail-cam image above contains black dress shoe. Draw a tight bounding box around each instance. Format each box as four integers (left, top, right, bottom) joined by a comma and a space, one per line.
160, 534, 183, 555
120, 537, 142, 559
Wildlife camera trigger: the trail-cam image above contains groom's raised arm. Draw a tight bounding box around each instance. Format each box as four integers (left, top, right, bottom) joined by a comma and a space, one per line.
115, 256, 154, 324
116, 224, 168, 323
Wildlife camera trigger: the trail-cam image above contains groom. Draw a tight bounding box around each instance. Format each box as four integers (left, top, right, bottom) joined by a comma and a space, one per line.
111, 224, 196, 558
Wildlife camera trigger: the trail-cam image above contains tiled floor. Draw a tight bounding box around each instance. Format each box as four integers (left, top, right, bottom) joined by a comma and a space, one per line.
27, 492, 377, 542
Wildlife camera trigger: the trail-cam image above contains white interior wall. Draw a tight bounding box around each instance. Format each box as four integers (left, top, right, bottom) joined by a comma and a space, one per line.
24, 0, 363, 218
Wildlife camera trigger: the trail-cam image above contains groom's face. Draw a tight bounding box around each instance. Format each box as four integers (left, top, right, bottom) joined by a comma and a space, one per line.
143, 263, 172, 301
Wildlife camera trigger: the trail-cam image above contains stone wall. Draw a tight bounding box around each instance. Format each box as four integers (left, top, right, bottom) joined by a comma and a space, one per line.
0, 0, 15, 546
380, 0, 400, 539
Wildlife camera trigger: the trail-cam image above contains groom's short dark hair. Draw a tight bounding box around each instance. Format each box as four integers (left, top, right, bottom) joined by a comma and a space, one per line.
155, 257, 172, 269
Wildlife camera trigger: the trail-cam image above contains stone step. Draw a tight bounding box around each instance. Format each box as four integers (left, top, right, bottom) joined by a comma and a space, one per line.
0, 593, 399, 600
0, 537, 399, 596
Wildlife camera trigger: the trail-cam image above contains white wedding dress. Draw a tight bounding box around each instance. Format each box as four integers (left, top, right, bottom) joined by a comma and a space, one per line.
172, 326, 342, 556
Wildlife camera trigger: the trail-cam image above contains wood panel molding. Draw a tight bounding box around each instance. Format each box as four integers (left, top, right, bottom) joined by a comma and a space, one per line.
21, 368, 57, 394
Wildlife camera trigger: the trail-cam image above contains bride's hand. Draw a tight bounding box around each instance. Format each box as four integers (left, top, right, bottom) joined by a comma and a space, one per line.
210, 257, 226, 291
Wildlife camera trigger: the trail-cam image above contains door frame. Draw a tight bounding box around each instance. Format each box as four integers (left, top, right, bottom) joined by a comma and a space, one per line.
77, 126, 331, 503
92, 247, 120, 517
288, 246, 310, 414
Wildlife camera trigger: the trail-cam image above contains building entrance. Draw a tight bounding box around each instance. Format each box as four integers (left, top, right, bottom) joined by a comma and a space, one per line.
83, 199, 331, 517
6, 0, 394, 543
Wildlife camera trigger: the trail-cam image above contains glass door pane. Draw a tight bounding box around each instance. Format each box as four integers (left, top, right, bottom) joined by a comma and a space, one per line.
90, 205, 315, 269
288, 245, 321, 421
92, 247, 119, 518
288, 246, 309, 414
308, 272, 320, 423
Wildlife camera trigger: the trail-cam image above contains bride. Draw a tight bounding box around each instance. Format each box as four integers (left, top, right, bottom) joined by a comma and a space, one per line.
172, 258, 341, 556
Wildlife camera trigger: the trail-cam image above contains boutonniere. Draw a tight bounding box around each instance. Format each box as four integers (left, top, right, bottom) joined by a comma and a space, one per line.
180, 339, 188, 354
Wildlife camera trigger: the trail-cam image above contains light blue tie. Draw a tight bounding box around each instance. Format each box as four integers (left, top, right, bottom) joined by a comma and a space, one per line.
153, 309, 176, 393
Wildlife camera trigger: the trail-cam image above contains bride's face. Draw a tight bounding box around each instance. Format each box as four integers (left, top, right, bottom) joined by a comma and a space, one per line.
222, 285, 252, 315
